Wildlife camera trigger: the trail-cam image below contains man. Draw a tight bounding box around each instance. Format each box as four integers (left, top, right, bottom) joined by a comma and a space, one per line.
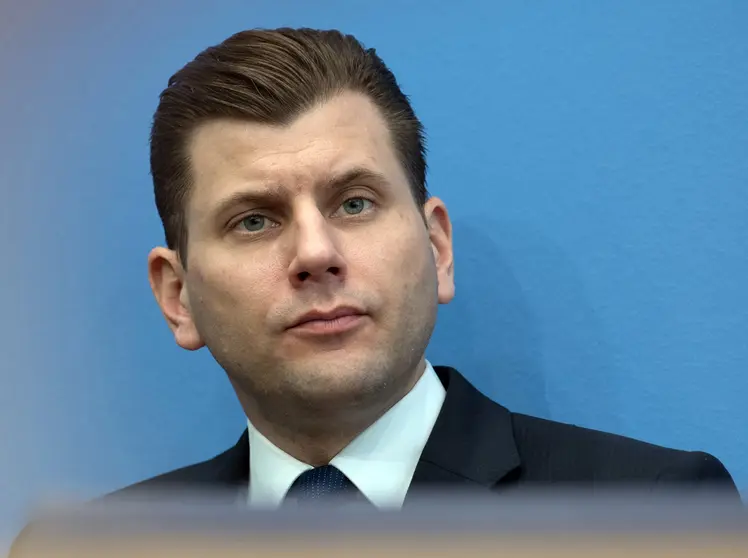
109, 26, 737, 507
46, 28, 748, 516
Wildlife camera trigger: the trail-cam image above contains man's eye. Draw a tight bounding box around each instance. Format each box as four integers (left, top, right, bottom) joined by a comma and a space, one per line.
338, 197, 373, 216
238, 214, 269, 232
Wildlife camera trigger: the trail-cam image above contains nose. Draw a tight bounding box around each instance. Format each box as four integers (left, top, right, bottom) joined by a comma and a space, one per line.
287, 208, 347, 288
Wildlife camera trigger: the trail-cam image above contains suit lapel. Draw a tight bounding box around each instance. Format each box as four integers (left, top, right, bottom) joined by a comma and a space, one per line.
198, 429, 250, 504
407, 366, 521, 498
216, 430, 250, 487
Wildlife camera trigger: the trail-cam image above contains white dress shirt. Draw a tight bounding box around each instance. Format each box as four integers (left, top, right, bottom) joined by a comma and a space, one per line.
247, 360, 446, 509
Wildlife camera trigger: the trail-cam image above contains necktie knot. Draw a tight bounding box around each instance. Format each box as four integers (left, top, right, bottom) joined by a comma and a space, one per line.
285, 465, 367, 506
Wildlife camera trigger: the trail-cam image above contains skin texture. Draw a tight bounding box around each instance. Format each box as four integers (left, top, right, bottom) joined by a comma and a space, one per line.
148, 91, 455, 465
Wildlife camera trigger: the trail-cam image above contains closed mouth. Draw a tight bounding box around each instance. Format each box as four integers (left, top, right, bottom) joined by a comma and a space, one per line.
288, 307, 365, 329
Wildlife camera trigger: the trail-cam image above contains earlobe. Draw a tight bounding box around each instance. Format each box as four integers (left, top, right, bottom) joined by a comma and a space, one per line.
147, 247, 204, 351
424, 198, 455, 304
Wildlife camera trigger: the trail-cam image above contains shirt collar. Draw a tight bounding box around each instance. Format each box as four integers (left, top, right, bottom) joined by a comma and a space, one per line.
247, 360, 446, 508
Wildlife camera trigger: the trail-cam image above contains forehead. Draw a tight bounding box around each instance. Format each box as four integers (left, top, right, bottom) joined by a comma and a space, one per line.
186, 91, 407, 212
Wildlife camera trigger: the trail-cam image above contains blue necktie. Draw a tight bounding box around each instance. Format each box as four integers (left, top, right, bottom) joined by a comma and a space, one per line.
285, 465, 368, 506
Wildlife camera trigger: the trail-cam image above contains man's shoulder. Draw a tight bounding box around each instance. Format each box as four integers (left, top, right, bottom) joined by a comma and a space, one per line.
109, 431, 250, 499
110, 460, 223, 497
432, 365, 737, 491
509, 411, 734, 485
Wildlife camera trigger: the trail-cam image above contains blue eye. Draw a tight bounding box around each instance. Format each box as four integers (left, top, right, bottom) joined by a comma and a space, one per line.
239, 215, 267, 232
340, 197, 372, 215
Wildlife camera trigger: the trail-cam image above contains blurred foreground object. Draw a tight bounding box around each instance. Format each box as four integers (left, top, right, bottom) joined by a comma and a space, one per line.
12, 491, 747, 557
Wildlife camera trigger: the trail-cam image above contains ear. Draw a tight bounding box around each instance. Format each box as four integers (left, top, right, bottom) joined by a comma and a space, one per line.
423, 197, 455, 304
147, 247, 204, 351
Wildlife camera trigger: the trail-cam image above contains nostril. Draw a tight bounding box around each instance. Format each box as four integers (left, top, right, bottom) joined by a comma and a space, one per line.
296, 267, 340, 282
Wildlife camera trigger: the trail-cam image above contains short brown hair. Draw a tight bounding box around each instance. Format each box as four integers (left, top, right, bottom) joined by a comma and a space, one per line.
150, 28, 428, 262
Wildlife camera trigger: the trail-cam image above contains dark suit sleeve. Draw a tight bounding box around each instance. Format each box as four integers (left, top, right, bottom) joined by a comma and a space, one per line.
655, 451, 741, 499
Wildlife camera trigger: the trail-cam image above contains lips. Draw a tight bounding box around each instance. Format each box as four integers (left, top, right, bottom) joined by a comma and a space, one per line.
288, 306, 365, 329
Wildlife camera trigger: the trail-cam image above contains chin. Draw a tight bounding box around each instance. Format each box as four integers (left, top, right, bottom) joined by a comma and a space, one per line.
282, 356, 395, 400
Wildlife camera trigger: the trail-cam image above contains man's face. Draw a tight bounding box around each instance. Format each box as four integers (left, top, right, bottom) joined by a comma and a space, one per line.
150, 92, 454, 413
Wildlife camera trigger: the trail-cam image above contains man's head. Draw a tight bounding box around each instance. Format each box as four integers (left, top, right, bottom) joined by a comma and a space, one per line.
147, 28, 454, 439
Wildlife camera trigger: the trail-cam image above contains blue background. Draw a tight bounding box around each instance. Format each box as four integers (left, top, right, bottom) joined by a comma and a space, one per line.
2, 0, 746, 550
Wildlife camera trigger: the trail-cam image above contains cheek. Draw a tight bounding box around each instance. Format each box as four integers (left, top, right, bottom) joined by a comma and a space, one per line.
349, 219, 433, 295
188, 251, 281, 321
393, 215, 432, 269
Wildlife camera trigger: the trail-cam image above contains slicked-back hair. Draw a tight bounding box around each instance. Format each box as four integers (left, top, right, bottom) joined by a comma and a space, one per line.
150, 28, 428, 262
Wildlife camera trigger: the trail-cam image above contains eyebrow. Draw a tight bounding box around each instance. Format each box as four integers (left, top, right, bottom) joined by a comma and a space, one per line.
210, 166, 390, 221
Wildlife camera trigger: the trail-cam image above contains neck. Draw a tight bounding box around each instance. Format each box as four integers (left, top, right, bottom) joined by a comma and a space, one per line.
236, 360, 426, 466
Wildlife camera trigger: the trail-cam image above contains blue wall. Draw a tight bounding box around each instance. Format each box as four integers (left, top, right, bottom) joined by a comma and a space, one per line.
2, 0, 746, 550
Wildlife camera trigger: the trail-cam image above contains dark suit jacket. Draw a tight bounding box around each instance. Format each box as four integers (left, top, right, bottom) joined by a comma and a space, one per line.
10, 366, 740, 557
115, 366, 739, 498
